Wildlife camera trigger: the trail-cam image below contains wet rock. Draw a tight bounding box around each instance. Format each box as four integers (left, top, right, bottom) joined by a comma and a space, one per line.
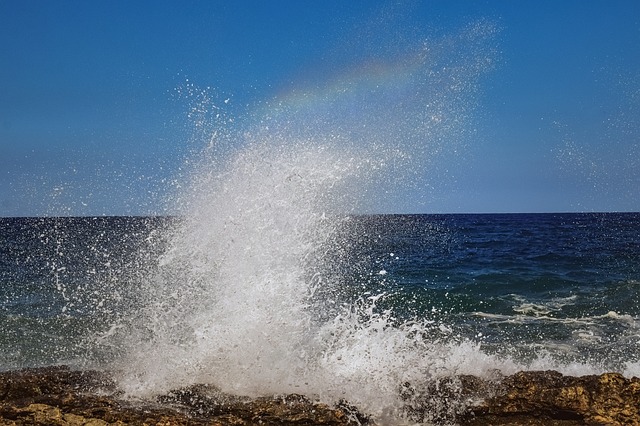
399, 373, 498, 424
158, 384, 368, 425
0, 366, 367, 425
2, 366, 640, 425
463, 370, 640, 425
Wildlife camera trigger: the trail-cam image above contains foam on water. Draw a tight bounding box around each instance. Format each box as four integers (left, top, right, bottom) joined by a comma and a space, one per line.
106, 18, 605, 422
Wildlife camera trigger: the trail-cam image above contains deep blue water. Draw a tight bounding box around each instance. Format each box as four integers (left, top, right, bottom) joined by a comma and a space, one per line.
1, 213, 639, 372
340, 213, 640, 367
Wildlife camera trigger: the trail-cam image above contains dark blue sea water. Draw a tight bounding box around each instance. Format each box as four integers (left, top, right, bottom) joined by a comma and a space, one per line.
340, 213, 640, 369
1, 213, 639, 378
0, 216, 172, 368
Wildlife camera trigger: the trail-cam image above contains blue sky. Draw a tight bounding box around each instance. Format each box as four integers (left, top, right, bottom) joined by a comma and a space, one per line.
1, 0, 638, 216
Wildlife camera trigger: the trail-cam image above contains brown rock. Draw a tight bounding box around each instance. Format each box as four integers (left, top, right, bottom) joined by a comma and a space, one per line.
463, 371, 640, 426
3, 366, 640, 425
0, 366, 367, 425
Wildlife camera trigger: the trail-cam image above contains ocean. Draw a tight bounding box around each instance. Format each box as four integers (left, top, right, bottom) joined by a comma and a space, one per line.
1, 212, 639, 420
1, 18, 638, 422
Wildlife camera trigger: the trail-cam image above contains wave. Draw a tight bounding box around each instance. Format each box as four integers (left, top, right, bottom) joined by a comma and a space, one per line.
84, 17, 631, 424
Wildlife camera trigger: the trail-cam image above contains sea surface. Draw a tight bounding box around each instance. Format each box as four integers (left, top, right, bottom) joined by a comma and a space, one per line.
2, 213, 639, 369
4, 11, 638, 424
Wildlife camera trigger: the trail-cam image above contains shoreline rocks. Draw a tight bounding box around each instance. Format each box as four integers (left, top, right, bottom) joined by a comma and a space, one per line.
463, 370, 640, 425
1, 366, 640, 425
0, 366, 364, 425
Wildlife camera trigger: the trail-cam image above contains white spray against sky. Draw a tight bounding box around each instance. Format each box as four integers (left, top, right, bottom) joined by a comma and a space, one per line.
109, 19, 606, 422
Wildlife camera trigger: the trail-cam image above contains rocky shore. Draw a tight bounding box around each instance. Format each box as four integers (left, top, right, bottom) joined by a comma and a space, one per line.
1, 366, 639, 425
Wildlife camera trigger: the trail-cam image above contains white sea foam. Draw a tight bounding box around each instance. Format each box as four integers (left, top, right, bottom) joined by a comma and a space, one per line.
115, 139, 526, 420
104, 18, 593, 423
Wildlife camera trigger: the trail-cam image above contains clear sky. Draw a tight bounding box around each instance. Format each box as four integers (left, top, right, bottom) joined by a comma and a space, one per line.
1, 0, 638, 216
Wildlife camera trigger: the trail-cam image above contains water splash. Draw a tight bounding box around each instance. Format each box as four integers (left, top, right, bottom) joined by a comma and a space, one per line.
112, 19, 510, 422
